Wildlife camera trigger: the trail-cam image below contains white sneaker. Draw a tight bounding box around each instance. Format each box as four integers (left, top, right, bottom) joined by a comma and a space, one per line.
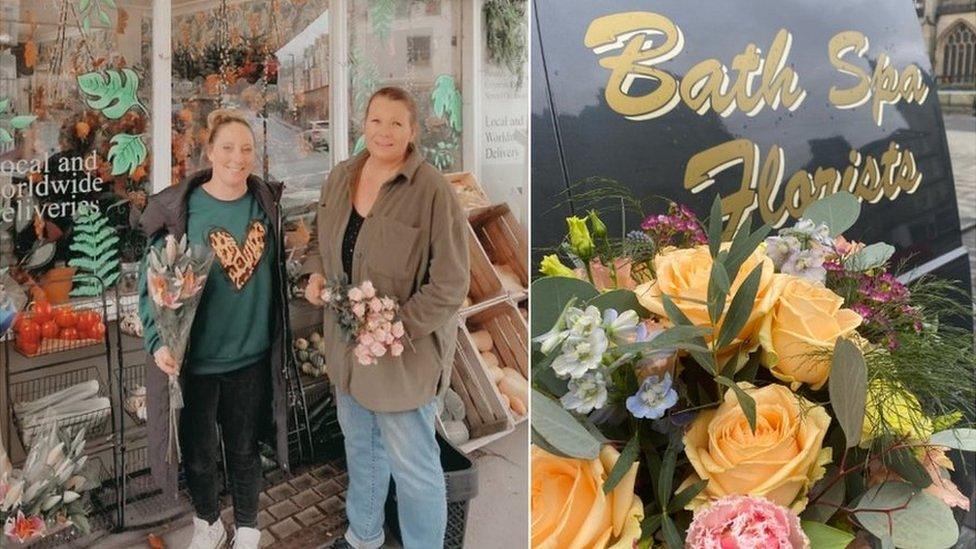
231, 526, 262, 549
187, 516, 227, 549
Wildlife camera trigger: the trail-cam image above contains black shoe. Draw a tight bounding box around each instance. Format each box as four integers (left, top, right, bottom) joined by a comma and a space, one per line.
327, 537, 353, 549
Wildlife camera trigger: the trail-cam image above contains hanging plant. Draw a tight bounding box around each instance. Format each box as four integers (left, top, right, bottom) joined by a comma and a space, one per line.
431, 74, 462, 134
484, 0, 527, 87
68, 205, 120, 295
0, 98, 37, 144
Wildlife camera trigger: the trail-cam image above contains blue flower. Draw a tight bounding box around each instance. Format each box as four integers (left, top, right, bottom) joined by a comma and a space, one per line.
602, 308, 640, 344
626, 373, 678, 419
560, 371, 609, 414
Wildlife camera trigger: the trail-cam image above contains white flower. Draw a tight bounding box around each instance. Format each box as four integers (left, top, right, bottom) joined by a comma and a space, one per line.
560, 371, 609, 414
551, 329, 608, 379
602, 308, 640, 345
565, 306, 603, 338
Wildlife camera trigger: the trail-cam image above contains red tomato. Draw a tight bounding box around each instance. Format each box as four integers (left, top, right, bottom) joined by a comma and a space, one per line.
19, 321, 41, 344
60, 327, 79, 340
88, 322, 106, 341
16, 339, 38, 356
41, 320, 59, 339
76, 310, 97, 331
13, 312, 33, 333
32, 301, 53, 324
55, 308, 77, 328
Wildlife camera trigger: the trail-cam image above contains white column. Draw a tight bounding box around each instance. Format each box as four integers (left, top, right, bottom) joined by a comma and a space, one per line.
151, 0, 172, 192
462, 0, 484, 177
330, 0, 350, 165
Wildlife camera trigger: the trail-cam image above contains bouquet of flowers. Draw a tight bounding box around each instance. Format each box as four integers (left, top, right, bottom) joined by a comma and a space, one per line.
146, 234, 214, 462
321, 279, 407, 365
531, 191, 976, 548
1, 424, 97, 545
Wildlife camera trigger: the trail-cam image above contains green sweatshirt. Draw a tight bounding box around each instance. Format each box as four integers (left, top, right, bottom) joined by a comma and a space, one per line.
140, 186, 274, 374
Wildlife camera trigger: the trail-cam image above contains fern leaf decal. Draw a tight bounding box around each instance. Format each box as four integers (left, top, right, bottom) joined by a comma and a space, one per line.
68, 206, 120, 296
77, 69, 144, 119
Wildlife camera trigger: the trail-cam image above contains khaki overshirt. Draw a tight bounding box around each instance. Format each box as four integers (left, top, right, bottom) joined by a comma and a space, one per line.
303, 148, 470, 412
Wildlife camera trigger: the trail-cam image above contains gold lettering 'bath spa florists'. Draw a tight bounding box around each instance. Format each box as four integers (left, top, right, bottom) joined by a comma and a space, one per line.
530, 191, 976, 548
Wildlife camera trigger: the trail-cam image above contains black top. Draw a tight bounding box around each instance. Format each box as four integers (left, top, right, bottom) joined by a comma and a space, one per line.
342, 208, 365, 278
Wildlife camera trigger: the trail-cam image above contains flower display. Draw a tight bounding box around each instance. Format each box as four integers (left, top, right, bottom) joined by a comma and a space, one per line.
685, 495, 809, 549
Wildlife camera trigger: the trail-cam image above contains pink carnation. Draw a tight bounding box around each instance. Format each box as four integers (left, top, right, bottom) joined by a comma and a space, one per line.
685, 495, 809, 549
361, 280, 377, 299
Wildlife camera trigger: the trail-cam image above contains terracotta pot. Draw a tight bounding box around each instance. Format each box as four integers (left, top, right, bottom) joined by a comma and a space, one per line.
39, 266, 76, 304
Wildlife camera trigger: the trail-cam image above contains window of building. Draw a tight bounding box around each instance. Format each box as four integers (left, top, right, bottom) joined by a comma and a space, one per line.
407, 36, 432, 67
940, 22, 976, 86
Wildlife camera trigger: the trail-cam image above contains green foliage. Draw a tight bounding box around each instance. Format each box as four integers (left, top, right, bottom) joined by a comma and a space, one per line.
484, 0, 527, 87
0, 96, 36, 143
68, 206, 120, 296
77, 69, 144, 120
829, 338, 868, 448
801, 521, 855, 549
603, 433, 639, 493
78, 0, 116, 32
852, 482, 958, 549
529, 276, 598, 337
107, 134, 147, 176
431, 74, 463, 133
531, 388, 601, 459
801, 191, 860, 236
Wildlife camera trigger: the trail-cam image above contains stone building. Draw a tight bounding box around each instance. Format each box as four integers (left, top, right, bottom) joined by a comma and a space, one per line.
917, 0, 975, 91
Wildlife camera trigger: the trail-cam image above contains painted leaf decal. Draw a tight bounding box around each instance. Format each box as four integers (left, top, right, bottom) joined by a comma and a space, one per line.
431, 74, 462, 133
0, 98, 9, 113
107, 133, 147, 176
0, 128, 11, 144
10, 115, 36, 130
77, 69, 143, 119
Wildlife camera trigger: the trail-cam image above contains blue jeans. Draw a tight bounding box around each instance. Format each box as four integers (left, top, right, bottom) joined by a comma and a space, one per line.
336, 394, 446, 549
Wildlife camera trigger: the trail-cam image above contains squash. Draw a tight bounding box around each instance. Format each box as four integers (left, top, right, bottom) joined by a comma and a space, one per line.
471, 329, 493, 352
481, 351, 499, 370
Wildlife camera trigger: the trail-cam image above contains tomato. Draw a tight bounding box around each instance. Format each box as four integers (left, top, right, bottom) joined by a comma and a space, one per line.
13, 312, 33, 333
55, 308, 77, 328
76, 310, 98, 331
88, 322, 106, 341
16, 339, 38, 356
32, 301, 53, 324
41, 320, 60, 339
60, 327, 78, 340
19, 321, 41, 344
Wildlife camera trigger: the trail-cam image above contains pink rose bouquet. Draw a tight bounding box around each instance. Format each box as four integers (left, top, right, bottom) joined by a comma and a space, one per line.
322, 279, 407, 365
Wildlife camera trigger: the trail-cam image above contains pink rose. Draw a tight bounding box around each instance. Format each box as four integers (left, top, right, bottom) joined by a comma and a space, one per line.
390, 342, 404, 356
392, 321, 405, 338
369, 298, 383, 313
348, 287, 365, 301
321, 288, 332, 303
374, 328, 389, 343
381, 297, 396, 310
369, 342, 387, 358
354, 344, 374, 365
358, 332, 375, 346
361, 280, 377, 299
352, 302, 367, 318
383, 310, 395, 321
685, 495, 809, 549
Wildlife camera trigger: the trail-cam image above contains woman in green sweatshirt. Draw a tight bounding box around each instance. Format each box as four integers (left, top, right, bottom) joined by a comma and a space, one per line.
138, 109, 290, 549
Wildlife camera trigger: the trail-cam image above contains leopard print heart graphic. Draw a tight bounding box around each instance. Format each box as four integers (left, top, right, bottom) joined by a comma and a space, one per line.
209, 220, 267, 290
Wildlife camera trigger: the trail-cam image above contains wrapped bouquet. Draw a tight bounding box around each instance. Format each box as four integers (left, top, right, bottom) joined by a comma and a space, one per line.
531, 191, 976, 548
321, 278, 407, 365
1, 424, 96, 545
145, 234, 214, 462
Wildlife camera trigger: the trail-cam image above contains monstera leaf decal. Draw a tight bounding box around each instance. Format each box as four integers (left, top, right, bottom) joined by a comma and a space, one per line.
108, 134, 147, 176
77, 69, 144, 119
431, 74, 462, 133
78, 0, 117, 32
68, 205, 120, 295
0, 97, 37, 144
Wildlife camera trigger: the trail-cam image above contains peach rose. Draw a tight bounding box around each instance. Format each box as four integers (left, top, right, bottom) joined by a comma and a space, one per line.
758, 276, 862, 390
635, 244, 778, 359
682, 383, 832, 512
531, 445, 642, 549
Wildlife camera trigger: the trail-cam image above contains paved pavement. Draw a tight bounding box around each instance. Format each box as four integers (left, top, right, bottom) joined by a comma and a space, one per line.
945, 114, 976, 295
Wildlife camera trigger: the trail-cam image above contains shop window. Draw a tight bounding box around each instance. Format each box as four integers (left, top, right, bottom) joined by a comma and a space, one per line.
939, 23, 976, 86
171, 0, 330, 210
0, 1, 152, 299
348, 0, 462, 172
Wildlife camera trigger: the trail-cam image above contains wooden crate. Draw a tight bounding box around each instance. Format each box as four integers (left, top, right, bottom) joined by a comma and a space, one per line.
445, 171, 491, 211
462, 300, 529, 424
469, 204, 528, 301
465, 224, 504, 308
438, 326, 513, 454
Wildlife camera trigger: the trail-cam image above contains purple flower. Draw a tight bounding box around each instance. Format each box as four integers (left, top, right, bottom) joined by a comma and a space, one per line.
626, 373, 678, 419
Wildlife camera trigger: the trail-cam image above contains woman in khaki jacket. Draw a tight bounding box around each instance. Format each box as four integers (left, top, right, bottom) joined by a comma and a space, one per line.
303, 87, 469, 549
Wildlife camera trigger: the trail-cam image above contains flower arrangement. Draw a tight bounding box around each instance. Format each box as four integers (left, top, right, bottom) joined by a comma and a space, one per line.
531, 191, 976, 548
321, 279, 407, 366
146, 234, 214, 462
1, 424, 97, 545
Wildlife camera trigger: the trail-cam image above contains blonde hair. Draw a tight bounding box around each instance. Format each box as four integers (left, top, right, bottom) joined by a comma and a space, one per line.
351, 88, 421, 202
206, 109, 254, 145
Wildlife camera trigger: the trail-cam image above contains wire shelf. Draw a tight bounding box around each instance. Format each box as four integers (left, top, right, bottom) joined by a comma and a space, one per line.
9, 364, 113, 448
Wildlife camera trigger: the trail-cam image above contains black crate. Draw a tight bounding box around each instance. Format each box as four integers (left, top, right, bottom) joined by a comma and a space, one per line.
384, 433, 478, 549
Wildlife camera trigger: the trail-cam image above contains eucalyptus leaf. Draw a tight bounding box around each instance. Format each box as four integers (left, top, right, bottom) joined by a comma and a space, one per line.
707, 194, 723, 257
716, 263, 763, 349
929, 428, 976, 451
801, 521, 854, 549
801, 191, 860, 236
603, 434, 639, 493
853, 482, 958, 549
888, 446, 932, 490
722, 221, 771, 281
587, 289, 650, 318
707, 261, 730, 325
531, 389, 601, 459
828, 338, 867, 448
716, 377, 757, 432
802, 465, 845, 523
530, 276, 598, 337
531, 427, 575, 458
844, 242, 895, 271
